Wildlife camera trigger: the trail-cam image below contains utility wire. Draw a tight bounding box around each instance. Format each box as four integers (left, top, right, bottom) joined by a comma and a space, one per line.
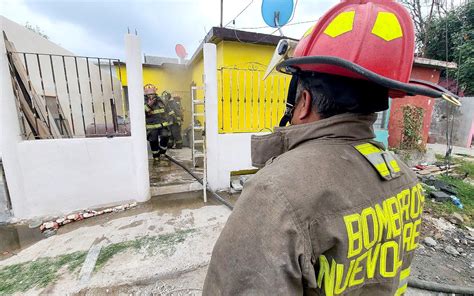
224, 0, 255, 28
236, 19, 317, 30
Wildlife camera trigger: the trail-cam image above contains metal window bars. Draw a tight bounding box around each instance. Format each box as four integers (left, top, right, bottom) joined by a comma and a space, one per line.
5, 38, 129, 139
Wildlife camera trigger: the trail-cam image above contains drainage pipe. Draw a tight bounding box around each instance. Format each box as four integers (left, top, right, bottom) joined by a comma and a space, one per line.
164, 154, 234, 210
408, 279, 474, 294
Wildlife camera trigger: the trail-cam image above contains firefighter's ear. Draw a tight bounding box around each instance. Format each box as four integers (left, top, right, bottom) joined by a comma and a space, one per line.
292, 89, 320, 125
297, 89, 313, 120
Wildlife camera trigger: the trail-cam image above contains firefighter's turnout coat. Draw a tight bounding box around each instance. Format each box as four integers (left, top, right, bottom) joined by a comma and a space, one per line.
203, 113, 421, 296
167, 97, 183, 125
144, 95, 171, 141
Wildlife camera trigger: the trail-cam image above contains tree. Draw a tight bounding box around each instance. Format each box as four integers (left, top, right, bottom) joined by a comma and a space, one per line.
423, 2, 474, 95
24, 22, 49, 40
400, 0, 447, 55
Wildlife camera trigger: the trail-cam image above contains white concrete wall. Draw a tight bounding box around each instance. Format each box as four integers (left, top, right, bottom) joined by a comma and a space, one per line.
204, 43, 261, 190
16, 138, 139, 217
0, 27, 149, 219
1, 16, 124, 138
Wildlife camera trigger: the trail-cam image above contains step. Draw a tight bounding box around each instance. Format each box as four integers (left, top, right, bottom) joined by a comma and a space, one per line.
193, 126, 204, 130
193, 100, 205, 104
193, 140, 204, 144
193, 113, 205, 117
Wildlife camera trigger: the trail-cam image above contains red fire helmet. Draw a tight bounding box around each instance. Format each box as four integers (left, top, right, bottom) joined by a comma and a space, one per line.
275, 0, 460, 105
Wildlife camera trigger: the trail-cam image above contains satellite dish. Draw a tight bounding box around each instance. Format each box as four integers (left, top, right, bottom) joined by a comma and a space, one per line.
175, 44, 187, 59
261, 0, 294, 28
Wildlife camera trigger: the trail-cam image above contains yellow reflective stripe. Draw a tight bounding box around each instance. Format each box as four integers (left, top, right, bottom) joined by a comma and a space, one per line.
150, 108, 165, 114
375, 162, 390, 177
390, 159, 401, 173
169, 110, 175, 115
146, 123, 162, 129
144, 105, 151, 112
176, 117, 182, 121
400, 267, 411, 280
395, 283, 408, 296
324, 11, 355, 38
355, 143, 381, 156
162, 122, 171, 127
372, 12, 403, 41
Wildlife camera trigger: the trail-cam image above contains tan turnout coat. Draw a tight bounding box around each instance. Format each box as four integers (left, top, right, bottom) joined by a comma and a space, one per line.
203, 113, 423, 296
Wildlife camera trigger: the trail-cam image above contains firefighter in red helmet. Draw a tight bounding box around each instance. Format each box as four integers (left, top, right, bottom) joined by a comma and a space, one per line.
204, 1, 460, 295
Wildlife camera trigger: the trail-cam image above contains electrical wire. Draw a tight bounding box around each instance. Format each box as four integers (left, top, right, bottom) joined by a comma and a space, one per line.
224, 0, 255, 28
236, 19, 317, 30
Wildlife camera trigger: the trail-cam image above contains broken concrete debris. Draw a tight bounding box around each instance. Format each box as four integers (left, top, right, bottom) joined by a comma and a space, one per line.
451, 213, 464, 225
445, 245, 460, 256
39, 202, 138, 233
423, 236, 437, 247
430, 191, 451, 202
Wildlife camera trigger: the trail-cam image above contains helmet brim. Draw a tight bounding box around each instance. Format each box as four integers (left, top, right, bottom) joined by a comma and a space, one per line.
277, 56, 461, 106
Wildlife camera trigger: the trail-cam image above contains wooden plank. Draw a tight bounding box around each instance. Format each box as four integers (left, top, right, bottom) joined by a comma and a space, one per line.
11, 74, 51, 139
4, 32, 62, 138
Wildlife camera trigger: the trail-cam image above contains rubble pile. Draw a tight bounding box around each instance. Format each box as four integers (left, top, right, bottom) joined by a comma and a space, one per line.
39, 202, 138, 234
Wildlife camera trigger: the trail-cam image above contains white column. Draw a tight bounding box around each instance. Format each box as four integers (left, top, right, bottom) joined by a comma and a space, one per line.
0, 33, 26, 217
125, 34, 150, 202
203, 43, 219, 190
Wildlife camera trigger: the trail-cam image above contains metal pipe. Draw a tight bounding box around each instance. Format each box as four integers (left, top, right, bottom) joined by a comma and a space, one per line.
62, 56, 76, 135
73, 56, 87, 135
86, 57, 97, 135
108, 59, 117, 133
97, 58, 108, 134
8, 51, 119, 61
49, 55, 66, 137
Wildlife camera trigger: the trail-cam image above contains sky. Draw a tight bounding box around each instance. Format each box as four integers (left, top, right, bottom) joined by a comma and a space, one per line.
0, 0, 338, 60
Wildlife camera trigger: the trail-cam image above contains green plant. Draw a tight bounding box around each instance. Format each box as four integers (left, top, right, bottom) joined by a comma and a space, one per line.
400, 105, 425, 151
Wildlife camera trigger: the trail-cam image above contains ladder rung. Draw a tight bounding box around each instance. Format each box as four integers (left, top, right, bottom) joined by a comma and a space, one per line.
193, 126, 204, 130
194, 153, 205, 158
194, 140, 204, 144
193, 113, 205, 117
193, 100, 204, 104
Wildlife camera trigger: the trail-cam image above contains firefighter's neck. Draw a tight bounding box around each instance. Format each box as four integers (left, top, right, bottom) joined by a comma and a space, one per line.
291, 90, 321, 125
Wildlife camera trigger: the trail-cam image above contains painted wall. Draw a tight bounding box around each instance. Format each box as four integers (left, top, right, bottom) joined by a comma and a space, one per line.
0, 29, 149, 219
429, 97, 474, 148
16, 138, 139, 217
118, 64, 193, 131
388, 66, 440, 148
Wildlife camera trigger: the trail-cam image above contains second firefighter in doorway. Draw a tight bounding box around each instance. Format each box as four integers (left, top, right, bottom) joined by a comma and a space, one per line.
162, 91, 184, 149
144, 84, 172, 160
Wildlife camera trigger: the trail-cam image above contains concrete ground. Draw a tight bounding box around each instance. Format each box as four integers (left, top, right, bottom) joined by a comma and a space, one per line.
0, 191, 456, 296
0, 192, 230, 295
149, 148, 203, 196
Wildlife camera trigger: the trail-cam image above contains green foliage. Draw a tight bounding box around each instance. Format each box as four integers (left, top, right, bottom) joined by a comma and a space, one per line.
0, 229, 195, 294
0, 251, 86, 294
95, 229, 195, 270
423, 2, 474, 95
24, 22, 49, 40
424, 158, 474, 226
400, 105, 425, 151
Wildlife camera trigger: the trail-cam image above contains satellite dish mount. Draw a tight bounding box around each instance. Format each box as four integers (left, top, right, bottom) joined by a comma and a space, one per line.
261, 0, 294, 36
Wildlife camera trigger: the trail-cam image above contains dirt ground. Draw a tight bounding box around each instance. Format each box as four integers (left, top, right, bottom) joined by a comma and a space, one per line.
411, 214, 474, 287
